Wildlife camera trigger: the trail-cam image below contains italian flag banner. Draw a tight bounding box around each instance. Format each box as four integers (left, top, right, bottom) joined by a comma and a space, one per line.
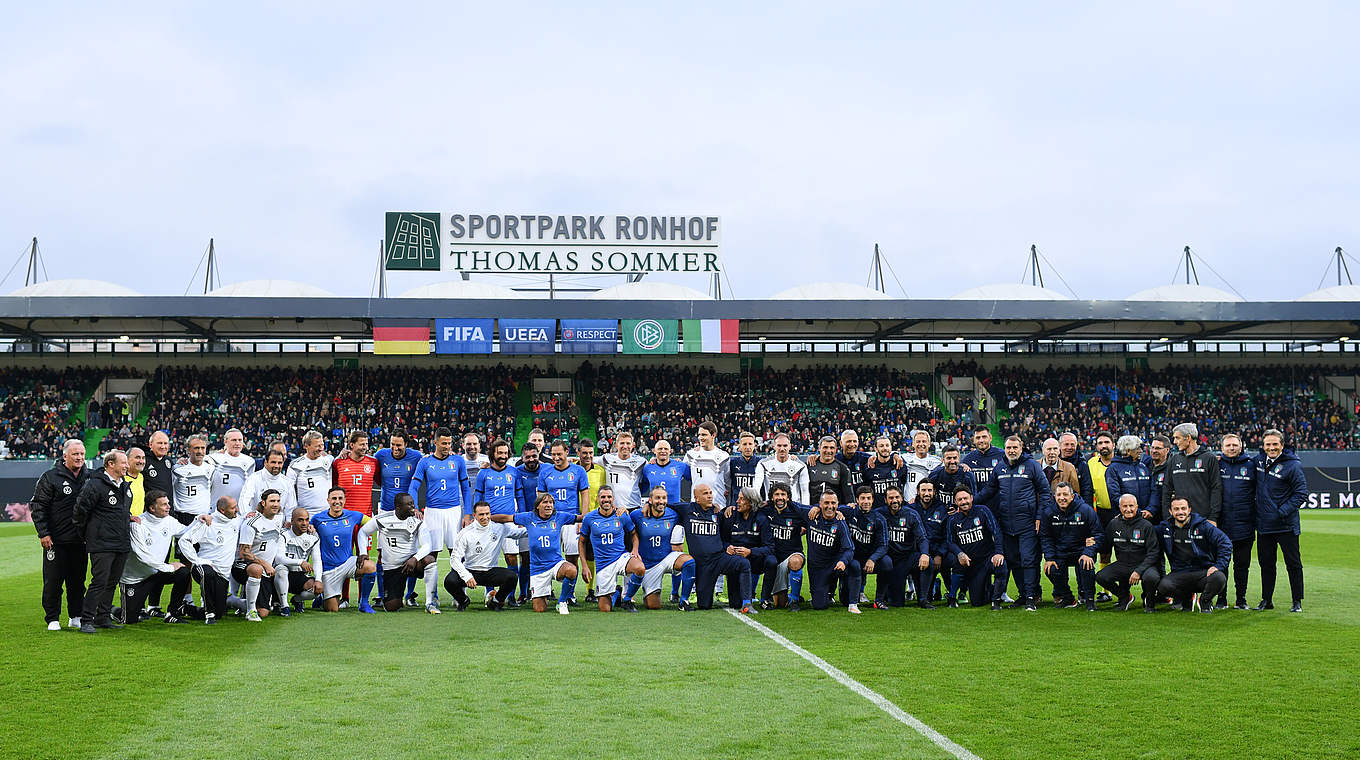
681, 319, 739, 353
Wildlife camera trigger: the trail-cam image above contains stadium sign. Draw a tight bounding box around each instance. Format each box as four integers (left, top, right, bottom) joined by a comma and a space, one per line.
560, 319, 618, 354
498, 318, 555, 355
435, 318, 494, 354
384, 212, 721, 274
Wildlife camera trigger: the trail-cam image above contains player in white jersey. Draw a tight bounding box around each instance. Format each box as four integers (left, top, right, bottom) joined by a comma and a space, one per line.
357, 492, 438, 612
289, 429, 335, 516
445, 500, 529, 611
600, 431, 646, 511
901, 429, 942, 503
239, 449, 296, 516
462, 433, 492, 483
208, 428, 256, 505
684, 421, 731, 508
172, 434, 216, 517
177, 495, 242, 624
754, 433, 810, 504
277, 507, 323, 612
234, 489, 287, 620
508, 428, 547, 467
119, 489, 195, 623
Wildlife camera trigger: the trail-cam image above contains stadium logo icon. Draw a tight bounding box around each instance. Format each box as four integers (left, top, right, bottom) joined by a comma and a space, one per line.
633, 319, 665, 351
385, 212, 441, 271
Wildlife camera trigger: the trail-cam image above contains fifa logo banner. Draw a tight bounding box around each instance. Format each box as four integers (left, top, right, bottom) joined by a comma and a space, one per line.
621, 319, 678, 355
561, 320, 618, 354
499, 319, 556, 355
435, 319, 494, 354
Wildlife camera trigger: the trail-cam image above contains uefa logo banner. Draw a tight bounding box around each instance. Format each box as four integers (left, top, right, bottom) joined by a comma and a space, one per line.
621, 319, 678, 354
385, 212, 441, 271
499, 319, 556, 355
560, 319, 618, 354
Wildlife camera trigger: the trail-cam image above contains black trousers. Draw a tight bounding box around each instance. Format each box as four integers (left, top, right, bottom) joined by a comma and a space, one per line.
1095, 560, 1162, 602
695, 554, 752, 610
880, 553, 928, 606
808, 562, 860, 610
444, 567, 519, 606
1045, 555, 1096, 602
82, 551, 128, 624
1216, 536, 1255, 604
1257, 532, 1304, 603
192, 566, 230, 619
123, 567, 192, 619
951, 555, 1007, 606
1154, 569, 1226, 608
42, 542, 88, 623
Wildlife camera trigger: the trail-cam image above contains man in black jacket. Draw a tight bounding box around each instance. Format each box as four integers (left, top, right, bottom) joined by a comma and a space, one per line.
73, 450, 135, 633
1095, 494, 1162, 611
142, 431, 175, 511
1162, 423, 1222, 524
31, 438, 91, 631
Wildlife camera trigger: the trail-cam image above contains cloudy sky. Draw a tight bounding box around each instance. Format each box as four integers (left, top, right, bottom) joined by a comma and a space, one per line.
3, 3, 1358, 300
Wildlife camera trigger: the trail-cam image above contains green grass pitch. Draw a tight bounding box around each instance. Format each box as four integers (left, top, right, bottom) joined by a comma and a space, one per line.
3, 512, 1357, 760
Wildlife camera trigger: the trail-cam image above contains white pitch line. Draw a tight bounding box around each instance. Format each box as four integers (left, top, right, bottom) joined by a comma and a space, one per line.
725, 609, 982, 760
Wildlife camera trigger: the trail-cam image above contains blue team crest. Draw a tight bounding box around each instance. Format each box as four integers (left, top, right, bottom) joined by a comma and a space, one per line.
973, 517, 980, 526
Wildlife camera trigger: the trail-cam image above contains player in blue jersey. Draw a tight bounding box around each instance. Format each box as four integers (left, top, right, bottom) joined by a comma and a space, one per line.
512, 442, 544, 603
961, 426, 1005, 488
672, 483, 756, 614
538, 441, 589, 605
310, 487, 377, 613
640, 439, 692, 504
805, 491, 861, 613
474, 439, 529, 606
408, 428, 471, 607
491, 493, 579, 614
760, 482, 812, 610
578, 486, 645, 612
621, 487, 694, 610
374, 429, 423, 605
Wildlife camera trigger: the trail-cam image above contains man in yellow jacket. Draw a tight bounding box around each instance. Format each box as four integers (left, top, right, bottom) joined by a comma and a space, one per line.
125, 447, 147, 516
1085, 432, 1116, 599
577, 438, 608, 602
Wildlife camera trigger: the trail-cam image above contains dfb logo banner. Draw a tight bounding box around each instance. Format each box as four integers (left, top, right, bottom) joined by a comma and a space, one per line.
621, 319, 678, 355
560, 320, 619, 354
499, 319, 556, 355
435, 319, 494, 354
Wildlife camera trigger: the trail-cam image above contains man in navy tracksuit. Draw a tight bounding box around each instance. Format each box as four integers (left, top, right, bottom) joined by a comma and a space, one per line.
976, 436, 1050, 611
1217, 434, 1257, 609
911, 480, 951, 604
673, 484, 754, 613
1152, 497, 1233, 613
878, 484, 933, 609
1253, 431, 1307, 612
926, 445, 977, 510
1104, 447, 1153, 525
962, 426, 1005, 489
944, 487, 1006, 609
1039, 482, 1103, 610
1096, 494, 1163, 611
840, 486, 889, 607
720, 486, 775, 609
806, 491, 860, 613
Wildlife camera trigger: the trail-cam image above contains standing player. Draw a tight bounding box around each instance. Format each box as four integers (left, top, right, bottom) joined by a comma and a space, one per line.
833, 429, 876, 491
143, 431, 176, 513
538, 441, 589, 605
208, 428, 255, 507
171, 435, 215, 522
509, 428, 547, 467
962, 426, 1005, 487
804, 491, 860, 613
641, 439, 692, 505
277, 507, 323, 613
445, 501, 527, 611
409, 427, 471, 605
234, 489, 287, 621
239, 450, 297, 518
760, 483, 811, 610
754, 433, 809, 504
579, 486, 645, 611
943, 488, 1007, 610
290, 430, 335, 518
685, 422, 731, 507
491, 493, 579, 614
807, 436, 853, 505
901, 430, 942, 503
864, 436, 905, 509
672, 484, 755, 613
311, 488, 377, 614
475, 439, 530, 606
357, 492, 438, 612
374, 429, 423, 606
877, 485, 933, 609
462, 433, 491, 484
925, 445, 977, 510
975, 435, 1050, 611
725, 431, 761, 502
177, 496, 241, 624
601, 431, 647, 512
621, 487, 694, 610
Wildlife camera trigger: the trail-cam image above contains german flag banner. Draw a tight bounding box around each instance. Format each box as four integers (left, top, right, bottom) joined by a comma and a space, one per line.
372, 318, 430, 355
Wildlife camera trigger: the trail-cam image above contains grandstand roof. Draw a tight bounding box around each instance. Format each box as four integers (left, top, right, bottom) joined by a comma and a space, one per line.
1298, 284, 1360, 302
399, 281, 527, 299
949, 283, 1070, 300
9, 278, 141, 297
587, 282, 713, 300
771, 283, 893, 301
1126, 283, 1244, 302
208, 280, 336, 298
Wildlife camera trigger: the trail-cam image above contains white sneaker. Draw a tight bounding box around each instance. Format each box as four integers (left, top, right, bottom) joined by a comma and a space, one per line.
338, 601, 350, 610
557, 602, 570, 615
848, 604, 862, 614
245, 610, 262, 622
47, 621, 61, 631
68, 616, 81, 629
426, 603, 441, 615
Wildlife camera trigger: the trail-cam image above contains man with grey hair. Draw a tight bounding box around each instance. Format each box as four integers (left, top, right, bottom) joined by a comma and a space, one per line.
1163, 422, 1222, 525
1039, 438, 1081, 493
31, 438, 91, 630
208, 427, 255, 506
901, 429, 941, 503
289, 429, 334, 517
1104, 435, 1153, 568
172, 434, 215, 521
73, 450, 134, 633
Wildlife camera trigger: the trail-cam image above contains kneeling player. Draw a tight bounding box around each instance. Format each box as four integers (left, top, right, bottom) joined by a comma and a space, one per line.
805, 491, 860, 613
842, 486, 888, 607
277, 507, 323, 612
720, 487, 775, 611
761, 483, 811, 610
673, 484, 754, 613
358, 493, 438, 612
877, 485, 933, 609
446, 501, 527, 611
120, 490, 194, 623
622, 487, 694, 610
234, 489, 288, 621
1151, 497, 1232, 613
943, 488, 1006, 609
311, 488, 377, 613
580, 486, 646, 611
491, 493, 578, 614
